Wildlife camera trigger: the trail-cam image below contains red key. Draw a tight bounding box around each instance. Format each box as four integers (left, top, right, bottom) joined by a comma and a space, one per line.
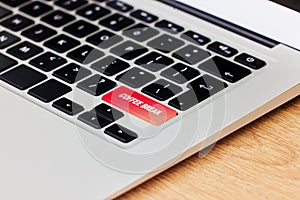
102, 86, 177, 125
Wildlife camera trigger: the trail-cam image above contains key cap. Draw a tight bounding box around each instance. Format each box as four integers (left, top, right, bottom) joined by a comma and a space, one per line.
63, 20, 99, 38
76, 4, 110, 20
0, 0, 30, 7
181, 30, 211, 46
0, 31, 20, 49
161, 63, 200, 84
142, 79, 182, 101
22, 24, 57, 42
78, 111, 111, 129
20, 1, 53, 17
41, 10, 75, 27
102, 86, 177, 125
0, 65, 47, 90
29, 52, 67, 72
94, 103, 124, 122
198, 56, 252, 83
123, 23, 159, 42
7, 41, 43, 60
187, 74, 228, 95
67, 45, 104, 64
53, 97, 84, 116
207, 41, 238, 57
1, 14, 34, 31
147, 34, 185, 53
0, 53, 17, 72
53, 63, 92, 84
110, 40, 148, 60
155, 20, 184, 34
91, 56, 130, 76
130, 9, 158, 23
234, 53, 266, 70
28, 79, 72, 103
105, 124, 137, 143
99, 13, 134, 31
86, 30, 123, 49
77, 74, 116, 96
135, 52, 174, 72
44, 34, 80, 53
169, 75, 228, 111
106, 0, 133, 12
173, 44, 211, 65
55, 0, 88, 10
0, 6, 12, 19
116, 67, 155, 88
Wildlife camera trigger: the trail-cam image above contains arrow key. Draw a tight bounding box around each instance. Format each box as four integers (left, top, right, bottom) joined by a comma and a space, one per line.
53, 97, 84, 116
78, 111, 111, 129
105, 124, 138, 143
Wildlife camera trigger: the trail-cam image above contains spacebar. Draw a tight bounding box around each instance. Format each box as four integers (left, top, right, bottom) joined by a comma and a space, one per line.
102, 86, 177, 125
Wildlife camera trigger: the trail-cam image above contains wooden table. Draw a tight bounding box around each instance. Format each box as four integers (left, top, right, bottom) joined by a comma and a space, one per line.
118, 96, 300, 200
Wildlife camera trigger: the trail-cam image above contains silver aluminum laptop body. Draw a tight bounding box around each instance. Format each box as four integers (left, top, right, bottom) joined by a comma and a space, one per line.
0, 0, 299, 199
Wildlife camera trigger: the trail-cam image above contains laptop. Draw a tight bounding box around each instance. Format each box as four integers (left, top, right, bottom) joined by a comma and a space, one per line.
0, 0, 299, 199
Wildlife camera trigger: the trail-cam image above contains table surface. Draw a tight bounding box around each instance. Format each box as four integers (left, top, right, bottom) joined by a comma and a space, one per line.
117, 96, 300, 200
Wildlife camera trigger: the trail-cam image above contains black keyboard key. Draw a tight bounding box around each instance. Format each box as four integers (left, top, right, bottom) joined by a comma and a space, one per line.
22, 24, 57, 42
207, 42, 238, 57
147, 34, 185, 53
53, 63, 92, 84
0, 0, 30, 7
0, 31, 20, 49
0, 65, 47, 90
1, 14, 34, 31
187, 74, 228, 95
155, 20, 184, 34
104, 124, 138, 143
99, 13, 134, 31
20, 1, 53, 17
0, 6, 12, 19
63, 20, 99, 38
111, 40, 148, 60
116, 67, 155, 88
169, 90, 200, 111
86, 30, 123, 49
235, 53, 266, 70
28, 79, 72, 103
91, 56, 129, 76
94, 103, 124, 122
123, 23, 159, 42
135, 52, 174, 72
44, 34, 80, 53
77, 74, 116, 96
67, 45, 104, 64
0, 53, 17, 72
170, 75, 228, 111
29, 52, 67, 72
142, 79, 182, 101
161, 63, 200, 84
55, 0, 88, 10
7, 41, 43, 60
181, 30, 211, 46
173, 44, 211, 65
130, 9, 158, 23
76, 4, 110, 20
199, 56, 252, 83
106, 0, 133, 12
53, 97, 84, 116
78, 111, 111, 129
41, 10, 75, 27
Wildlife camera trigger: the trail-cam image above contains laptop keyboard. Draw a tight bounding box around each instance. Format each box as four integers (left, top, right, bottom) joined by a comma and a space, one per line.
0, 0, 267, 145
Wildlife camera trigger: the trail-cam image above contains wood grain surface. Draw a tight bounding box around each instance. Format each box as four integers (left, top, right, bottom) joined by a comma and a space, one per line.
117, 96, 300, 200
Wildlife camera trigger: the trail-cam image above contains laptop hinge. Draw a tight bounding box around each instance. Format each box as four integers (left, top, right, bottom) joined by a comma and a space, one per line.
157, 0, 280, 48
